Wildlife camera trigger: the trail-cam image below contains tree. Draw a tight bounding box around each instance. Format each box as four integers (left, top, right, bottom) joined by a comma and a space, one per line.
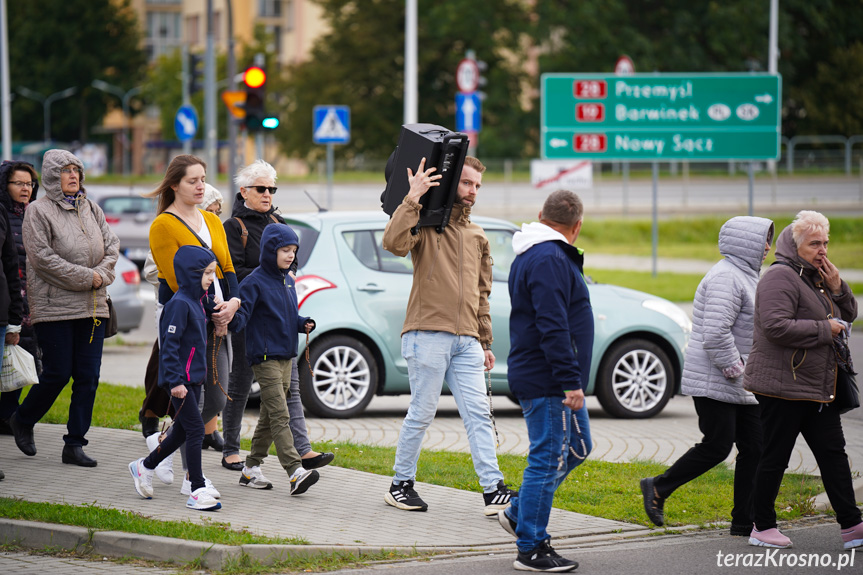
9, 0, 147, 143
275, 0, 533, 160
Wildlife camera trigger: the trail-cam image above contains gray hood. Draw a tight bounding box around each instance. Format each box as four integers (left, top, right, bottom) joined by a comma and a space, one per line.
41, 149, 85, 202
718, 216, 774, 274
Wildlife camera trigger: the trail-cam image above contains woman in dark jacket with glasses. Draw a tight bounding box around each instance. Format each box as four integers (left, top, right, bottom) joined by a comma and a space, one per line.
0, 161, 36, 440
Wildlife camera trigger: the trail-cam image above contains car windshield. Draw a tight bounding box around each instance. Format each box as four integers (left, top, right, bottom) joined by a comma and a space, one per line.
343, 227, 516, 281
101, 196, 155, 215
287, 222, 319, 268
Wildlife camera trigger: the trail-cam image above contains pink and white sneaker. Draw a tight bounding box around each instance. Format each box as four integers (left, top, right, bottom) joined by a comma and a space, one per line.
749, 527, 792, 549
842, 522, 863, 550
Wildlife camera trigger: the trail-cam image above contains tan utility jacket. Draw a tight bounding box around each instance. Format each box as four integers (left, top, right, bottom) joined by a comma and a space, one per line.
382, 197, 493, 347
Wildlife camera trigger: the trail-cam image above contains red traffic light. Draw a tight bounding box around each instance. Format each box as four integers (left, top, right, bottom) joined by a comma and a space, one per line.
243, 66, 266, 89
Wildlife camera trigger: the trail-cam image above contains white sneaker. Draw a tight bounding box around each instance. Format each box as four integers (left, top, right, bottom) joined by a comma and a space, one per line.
180, 475, 221, 499
128, 458, 154, 499
239, 465, 273, 489
289, 467, 319, 496
145, 432, 174, 485
186, 487, 221, 511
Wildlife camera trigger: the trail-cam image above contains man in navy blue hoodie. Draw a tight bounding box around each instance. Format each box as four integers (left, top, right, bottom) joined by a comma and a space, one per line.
499, 190, 593, 573
230, 223, 319, 496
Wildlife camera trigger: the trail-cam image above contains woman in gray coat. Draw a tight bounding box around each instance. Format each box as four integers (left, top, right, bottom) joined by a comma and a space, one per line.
9, 149, 119, 467
641, 216, 774, 534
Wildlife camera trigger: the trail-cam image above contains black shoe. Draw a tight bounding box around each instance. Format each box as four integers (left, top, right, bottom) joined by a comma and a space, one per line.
731, 522, 753, 536
221, 456, 244, 471
498, 508, 517, 537
0, 417, 12, 435
301, 452, 335, 470
484, 479, 518, 516
61, 445, 98, 467
385, 480, 428, 511
202, 431, 224, 451
0, 469, 4, 481
139, 410, 159, 438
514, 540, 578, 572
640, 477, 665, 527
9, 413, 36, 456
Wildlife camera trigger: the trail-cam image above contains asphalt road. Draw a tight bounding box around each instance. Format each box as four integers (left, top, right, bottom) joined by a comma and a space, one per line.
332, 520, 859, 575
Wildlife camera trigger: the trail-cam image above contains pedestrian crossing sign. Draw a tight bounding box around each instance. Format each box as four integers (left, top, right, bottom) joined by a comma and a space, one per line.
313, 105, 351, 144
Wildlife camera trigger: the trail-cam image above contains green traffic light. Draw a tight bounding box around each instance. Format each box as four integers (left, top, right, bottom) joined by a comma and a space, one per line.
262, 117, 279, 129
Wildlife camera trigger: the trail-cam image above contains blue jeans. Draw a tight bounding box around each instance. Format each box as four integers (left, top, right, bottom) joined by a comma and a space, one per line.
16, 319, 104, 446
505, 396, 592, 553
394, 330, 503, 491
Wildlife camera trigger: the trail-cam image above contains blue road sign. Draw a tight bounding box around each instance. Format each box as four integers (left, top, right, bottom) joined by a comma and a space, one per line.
174, 105, 199, 142
313, 106, 351, 144
455, 92, 481, 133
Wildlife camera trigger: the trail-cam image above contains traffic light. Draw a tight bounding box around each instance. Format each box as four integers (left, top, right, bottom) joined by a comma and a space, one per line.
262, 116, 279, 130
189, 53, 203, 96
243, 65, 266, 131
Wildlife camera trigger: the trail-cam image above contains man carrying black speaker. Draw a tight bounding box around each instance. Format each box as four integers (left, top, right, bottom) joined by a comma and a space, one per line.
381, 156, 517, 516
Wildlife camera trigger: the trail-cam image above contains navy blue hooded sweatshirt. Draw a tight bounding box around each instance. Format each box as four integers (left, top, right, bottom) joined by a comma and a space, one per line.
507, 222, 594, 399
159, 245, 215, 390
231, 223, 312, 366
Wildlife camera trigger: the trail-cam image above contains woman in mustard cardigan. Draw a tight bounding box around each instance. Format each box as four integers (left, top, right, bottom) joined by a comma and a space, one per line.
146, 154, 239, 499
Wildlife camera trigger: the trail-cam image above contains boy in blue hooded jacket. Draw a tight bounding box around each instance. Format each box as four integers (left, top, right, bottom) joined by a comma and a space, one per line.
230, 223, 319, 495
128, 245, 221, 511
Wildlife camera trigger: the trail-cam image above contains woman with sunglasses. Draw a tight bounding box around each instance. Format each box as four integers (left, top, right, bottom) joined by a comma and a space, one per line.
10, 150, 119, 467
0, 161, 38, 442
220, 160, 334, 472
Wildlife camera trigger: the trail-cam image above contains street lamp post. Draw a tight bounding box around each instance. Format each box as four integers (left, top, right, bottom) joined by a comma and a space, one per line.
15, 86, 77, 144
91, 80, 142, 176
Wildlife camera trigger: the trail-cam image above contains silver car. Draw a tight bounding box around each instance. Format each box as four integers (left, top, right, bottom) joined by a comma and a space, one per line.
107, 253, 145, 334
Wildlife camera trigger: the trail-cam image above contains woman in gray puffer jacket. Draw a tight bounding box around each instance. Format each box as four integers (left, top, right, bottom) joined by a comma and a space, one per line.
640, 216, 774, 535
8, 149, 119, 468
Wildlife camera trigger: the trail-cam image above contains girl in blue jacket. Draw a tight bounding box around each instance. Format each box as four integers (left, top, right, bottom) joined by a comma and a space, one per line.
128, 245, 221, 511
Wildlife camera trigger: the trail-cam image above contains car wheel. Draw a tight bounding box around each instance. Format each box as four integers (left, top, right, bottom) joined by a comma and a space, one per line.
595, 338, 674, 419
299, 335, 378, 418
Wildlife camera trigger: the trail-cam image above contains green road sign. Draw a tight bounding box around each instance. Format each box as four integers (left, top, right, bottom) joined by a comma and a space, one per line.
541, 73, 781, 160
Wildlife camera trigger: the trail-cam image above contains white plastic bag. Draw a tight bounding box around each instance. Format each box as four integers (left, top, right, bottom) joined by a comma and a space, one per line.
0, 344, 39, 392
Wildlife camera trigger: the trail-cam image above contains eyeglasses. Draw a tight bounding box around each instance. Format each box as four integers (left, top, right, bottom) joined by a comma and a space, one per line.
8, 181, 34, 188
60, 167, 83, 176
247, 185, 277, 195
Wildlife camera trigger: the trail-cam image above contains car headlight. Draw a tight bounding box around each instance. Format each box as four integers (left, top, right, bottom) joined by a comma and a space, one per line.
642, 298, 692, 334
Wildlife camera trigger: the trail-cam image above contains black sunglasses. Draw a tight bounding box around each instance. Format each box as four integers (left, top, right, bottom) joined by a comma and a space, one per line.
247, 185, 277, 195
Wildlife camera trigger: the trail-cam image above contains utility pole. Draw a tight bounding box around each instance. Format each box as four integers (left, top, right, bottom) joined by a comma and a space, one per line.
0, 0, 11, 160
404, 0, 417, 124
226, 0, 237, 197
205, 0, 217, 179
17, 86, 77, 145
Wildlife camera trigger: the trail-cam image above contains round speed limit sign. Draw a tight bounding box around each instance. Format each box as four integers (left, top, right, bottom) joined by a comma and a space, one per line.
456, 58, 480, 93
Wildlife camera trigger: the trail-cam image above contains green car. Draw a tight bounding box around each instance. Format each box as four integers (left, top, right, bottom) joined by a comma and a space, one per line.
287, 211, 691, 419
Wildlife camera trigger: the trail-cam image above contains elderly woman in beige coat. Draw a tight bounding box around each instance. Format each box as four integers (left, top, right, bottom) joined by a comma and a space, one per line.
744, 210, 862, 550
9, 149, 119, 467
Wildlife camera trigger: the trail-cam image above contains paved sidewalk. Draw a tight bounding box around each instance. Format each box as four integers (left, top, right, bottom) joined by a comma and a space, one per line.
0, 425, 646, 551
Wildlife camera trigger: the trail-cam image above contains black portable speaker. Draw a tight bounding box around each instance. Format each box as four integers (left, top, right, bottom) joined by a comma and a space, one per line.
380, 124, 469, 233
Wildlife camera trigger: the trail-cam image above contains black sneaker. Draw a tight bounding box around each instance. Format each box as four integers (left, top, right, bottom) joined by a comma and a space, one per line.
498, 508, 517, 537
384, 480, 428, 511
514, 540, 578, 572
484, 480, 518, 516
730, 522, 753, 536
639, 477, 665, 526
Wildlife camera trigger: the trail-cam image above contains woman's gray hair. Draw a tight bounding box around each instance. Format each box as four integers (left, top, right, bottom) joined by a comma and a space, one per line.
234, 159, 277, 188
791, 210, 830, 246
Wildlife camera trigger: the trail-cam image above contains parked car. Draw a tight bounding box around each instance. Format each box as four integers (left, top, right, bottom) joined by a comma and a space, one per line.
98, 194, 156, 268
107, 253, 145, 333
257, 212, 690, 419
